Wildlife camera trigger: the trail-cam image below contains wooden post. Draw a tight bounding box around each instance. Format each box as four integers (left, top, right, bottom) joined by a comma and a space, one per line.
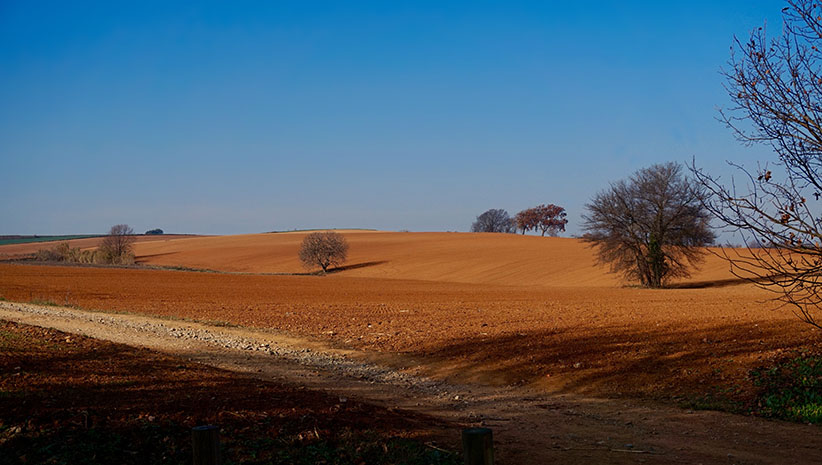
192, 425, 220, 465
462, 427, 493, 465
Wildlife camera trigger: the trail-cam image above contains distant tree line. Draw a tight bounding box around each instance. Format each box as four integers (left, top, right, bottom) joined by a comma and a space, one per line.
471, 205, 568, 236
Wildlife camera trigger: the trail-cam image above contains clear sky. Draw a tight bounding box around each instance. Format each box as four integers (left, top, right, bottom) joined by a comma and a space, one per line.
0, 1, 784, 235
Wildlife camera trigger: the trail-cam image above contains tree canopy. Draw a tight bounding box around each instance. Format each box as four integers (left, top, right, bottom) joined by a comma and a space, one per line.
692, 0, 822, 327
583, 162, 715, 288
471, 209, 516, 233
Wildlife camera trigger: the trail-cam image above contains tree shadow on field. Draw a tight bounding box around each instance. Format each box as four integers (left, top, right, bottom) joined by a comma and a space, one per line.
668, 274, 782, 289
134, 252, 178, 262
409, 319, 819, 400
328, 261, 388, 273
668, 277, 751, 289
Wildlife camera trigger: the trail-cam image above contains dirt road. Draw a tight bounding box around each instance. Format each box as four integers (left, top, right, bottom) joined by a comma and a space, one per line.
2, 301, 820, 465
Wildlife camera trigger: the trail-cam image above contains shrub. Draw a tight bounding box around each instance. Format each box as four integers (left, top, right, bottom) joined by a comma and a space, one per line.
750, 352, 822, 423
34, 243, 67, 261
34, 241, 133, 265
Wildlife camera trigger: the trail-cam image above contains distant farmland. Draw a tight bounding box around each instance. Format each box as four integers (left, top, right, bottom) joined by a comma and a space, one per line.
0, 235, 103, 246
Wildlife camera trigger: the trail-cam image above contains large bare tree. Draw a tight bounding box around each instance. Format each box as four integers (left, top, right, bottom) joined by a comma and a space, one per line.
583, 163, 715, 288
692, 0, 822, 327
99, 224, 136, 263
298, 231, 349, 273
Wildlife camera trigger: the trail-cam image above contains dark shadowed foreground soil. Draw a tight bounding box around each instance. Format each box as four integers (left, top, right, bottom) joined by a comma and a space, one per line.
3, 302, 822, 464
0, 321, 457, 465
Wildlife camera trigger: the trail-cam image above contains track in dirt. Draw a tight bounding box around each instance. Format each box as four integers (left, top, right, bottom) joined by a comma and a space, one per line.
3, 231, 821, 460
3, 301, 822, 465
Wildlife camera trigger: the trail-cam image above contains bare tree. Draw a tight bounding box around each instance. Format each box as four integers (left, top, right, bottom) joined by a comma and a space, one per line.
692, 0, 822, 327
583, 163, 715, 288
298, 231, 349, 273
471, 209, 516, 233
99, 224, 136, 263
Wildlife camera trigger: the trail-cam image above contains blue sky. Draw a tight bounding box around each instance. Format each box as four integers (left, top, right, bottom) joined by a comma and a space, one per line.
0, 1, 783, 235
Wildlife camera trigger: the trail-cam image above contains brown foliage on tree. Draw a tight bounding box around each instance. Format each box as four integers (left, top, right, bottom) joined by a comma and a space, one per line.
583, 163, 715, 288
515, 209, 539, 234
99, 224, 136, 264
515, 204, 568, 236
298, 231, 349, 273
533, 204, 568, 237
692, 0, 822, 327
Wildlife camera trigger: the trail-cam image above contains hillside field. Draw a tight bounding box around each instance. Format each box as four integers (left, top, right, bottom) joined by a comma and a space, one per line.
0, 231, 816, 404
132, 231, 747, 287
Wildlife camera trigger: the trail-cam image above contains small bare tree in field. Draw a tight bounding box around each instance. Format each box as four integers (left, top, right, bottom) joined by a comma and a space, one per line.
99, 224, 136, 264
692, 0, 822, 327
299, 231, 349, 273
583, 163, 715, 288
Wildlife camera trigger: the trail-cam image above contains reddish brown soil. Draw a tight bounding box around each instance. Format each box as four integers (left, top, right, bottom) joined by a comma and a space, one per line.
0, 235, 200, 259
1, 263, 818, 404
127, 231, 746, 287
0, 321, 455, 464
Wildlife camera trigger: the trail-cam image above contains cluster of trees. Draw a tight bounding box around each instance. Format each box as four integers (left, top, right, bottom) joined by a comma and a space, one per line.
471, 205, 568, 236
515, 204, 568, 236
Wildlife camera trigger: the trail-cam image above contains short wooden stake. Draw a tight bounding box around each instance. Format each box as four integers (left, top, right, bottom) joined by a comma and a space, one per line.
462, 427, 493, 465
192, 425, 220, 465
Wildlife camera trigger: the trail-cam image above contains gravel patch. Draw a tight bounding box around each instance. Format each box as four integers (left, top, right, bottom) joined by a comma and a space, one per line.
0, 302, 454, 397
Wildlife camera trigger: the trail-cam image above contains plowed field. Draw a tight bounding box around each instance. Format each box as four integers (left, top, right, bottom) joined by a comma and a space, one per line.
125, 231, 746, 288
1, 235, 818, 404
0, 234, 199, 259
